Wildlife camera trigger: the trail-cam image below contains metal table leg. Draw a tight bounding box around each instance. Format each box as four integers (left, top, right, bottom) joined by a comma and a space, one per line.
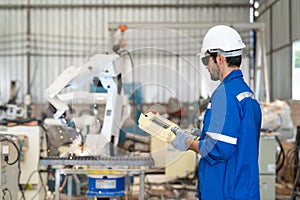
67, 175, 73, 200
55, 170, 60, 200
139, 170, 145, 200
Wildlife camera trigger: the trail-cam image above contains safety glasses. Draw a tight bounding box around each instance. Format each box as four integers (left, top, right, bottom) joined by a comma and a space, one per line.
201, 55, 211, 66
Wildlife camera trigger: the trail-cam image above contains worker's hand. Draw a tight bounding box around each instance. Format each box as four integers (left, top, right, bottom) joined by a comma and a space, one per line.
171, 127, 189, 151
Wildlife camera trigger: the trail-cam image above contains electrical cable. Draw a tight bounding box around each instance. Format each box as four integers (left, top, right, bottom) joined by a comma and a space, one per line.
19, 170, 40, 200
0, 134, 25, 200
0, 118, 38, 127
32, 123, 49, 200
39, 123, 51, 157
0, 133, 21, 200
2, 188, 13, 200
17, 122, 49, 200
31, 171, 47, 200
60, 175, 68, 193
275, 135, 285, 173
0, 137, 20, 165
290, 126, 300, 199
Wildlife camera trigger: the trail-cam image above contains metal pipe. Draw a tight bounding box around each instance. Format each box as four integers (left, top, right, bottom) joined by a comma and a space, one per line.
0, 3, 251, 10
55, 169, 61, 200
139, 170, 145, 200
269, 6, 273, 101
26, 0, 31, 95
261, 29, 270, 103
67, 175, 72, 200
289, 0, 292, 98
108, 22, 265, 31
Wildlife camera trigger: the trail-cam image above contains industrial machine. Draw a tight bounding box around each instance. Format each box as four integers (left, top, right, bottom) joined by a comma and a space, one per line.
0, 133, 20, 200
258, 100, 294, 200
44, 53, 132, 155
0, 104, 24, 121
259, 135, 276, 200
0, 125, 47, 200
43, 52, 153, 198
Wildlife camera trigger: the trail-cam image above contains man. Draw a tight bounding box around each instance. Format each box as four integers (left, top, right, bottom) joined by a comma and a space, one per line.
171, 25, 262, 200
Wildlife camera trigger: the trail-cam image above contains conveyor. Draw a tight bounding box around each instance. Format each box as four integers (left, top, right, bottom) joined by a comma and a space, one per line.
40, 155, 154, 166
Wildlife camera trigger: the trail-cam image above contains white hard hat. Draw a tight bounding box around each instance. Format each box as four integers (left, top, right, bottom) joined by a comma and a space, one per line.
199, 25, 246, 57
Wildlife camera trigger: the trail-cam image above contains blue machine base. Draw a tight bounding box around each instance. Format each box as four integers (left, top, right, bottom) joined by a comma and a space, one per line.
87, 176, 125, 197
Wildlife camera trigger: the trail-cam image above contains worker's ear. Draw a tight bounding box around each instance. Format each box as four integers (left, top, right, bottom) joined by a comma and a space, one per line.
217, 53, 226, 65
216, 53, 223, 64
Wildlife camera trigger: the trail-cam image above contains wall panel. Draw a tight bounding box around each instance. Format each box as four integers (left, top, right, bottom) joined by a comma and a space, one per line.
272, 0, 289, 50
0, 0, 250, 104
256, 0, 296, 100
291, 0, 300, 41
272, 47, 291, 99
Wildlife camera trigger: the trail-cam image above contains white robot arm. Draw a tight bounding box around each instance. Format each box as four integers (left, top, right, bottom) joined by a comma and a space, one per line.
44, 66, 78, 119
44, 53, 130, 148
44, 54, 120, 119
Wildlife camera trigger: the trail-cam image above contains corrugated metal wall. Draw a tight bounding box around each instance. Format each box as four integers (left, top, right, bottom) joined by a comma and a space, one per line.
256, 0, 300, 100
291, 0, 300, 41
0, 0, 251, 104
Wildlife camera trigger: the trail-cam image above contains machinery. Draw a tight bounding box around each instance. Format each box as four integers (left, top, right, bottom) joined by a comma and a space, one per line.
0, 133, 20, 200
0, 104, 24, 121
259, 135, 276, 200
44, 53, 131, 154
43, 52, 154, 198
258, 100, 295, 200
0, 126, 47, 200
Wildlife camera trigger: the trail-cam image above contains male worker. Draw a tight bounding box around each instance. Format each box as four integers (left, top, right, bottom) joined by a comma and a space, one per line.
171, 25, 262, 200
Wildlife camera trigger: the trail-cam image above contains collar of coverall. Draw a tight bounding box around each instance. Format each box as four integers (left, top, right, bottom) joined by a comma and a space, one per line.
222, 69, 243, 83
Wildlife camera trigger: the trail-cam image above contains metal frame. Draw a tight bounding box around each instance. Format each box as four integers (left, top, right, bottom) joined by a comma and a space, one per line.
108, 22, 265, 31
0, 3, 251, 10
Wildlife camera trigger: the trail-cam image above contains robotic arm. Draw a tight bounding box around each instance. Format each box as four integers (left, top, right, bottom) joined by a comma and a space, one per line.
44, 66, 78, 119
44, 53, 122, 119
44, 53, 130, 148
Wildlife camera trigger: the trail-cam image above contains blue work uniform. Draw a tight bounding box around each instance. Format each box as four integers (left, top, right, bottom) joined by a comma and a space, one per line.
196, 70, 262, 200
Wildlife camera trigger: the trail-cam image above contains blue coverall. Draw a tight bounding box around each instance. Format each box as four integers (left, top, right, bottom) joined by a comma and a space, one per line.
196, 70, 262, 200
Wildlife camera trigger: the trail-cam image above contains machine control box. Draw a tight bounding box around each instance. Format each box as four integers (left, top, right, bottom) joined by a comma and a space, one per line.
138, 110, 177, 143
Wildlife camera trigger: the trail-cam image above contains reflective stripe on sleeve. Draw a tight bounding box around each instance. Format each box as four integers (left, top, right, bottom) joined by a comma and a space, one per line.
206, 132, 237, 145
236, 91, 254, 102
207, 103, 211, 109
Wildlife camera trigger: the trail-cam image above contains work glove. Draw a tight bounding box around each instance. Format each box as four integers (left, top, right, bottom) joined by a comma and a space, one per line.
190, 128, 202, 138
171, 127, 190, 151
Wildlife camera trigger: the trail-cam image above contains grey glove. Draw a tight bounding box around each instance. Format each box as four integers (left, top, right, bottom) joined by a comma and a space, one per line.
171, 127, 189, 151
190, 128, 201, 139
